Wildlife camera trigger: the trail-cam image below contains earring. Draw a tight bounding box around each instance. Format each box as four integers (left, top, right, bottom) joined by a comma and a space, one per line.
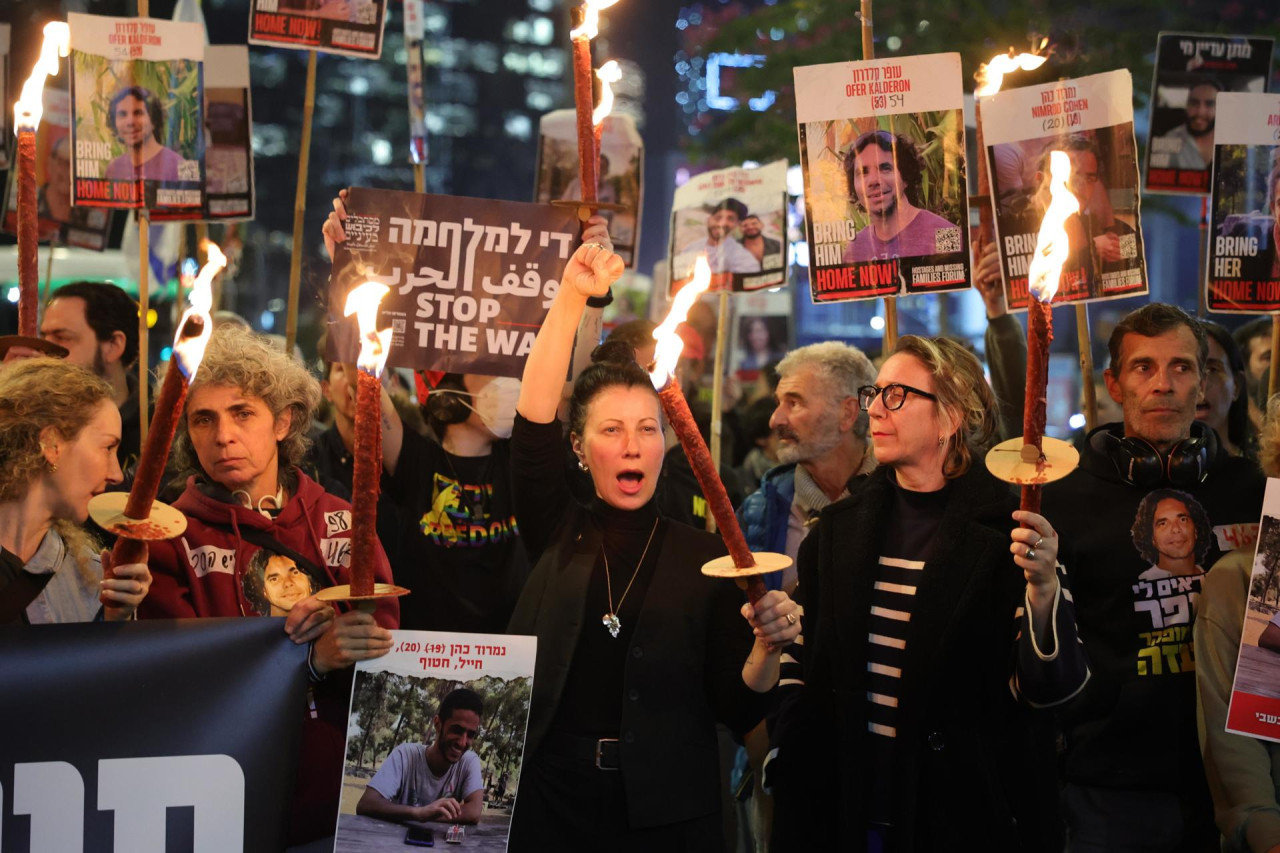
46, 460, 58, 473
937, 435, 945, 448
577, 460, 589, 472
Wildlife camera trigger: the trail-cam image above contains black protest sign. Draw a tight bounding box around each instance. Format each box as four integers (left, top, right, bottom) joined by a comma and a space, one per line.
0, 618, 306, 852
328, 188, 580, 378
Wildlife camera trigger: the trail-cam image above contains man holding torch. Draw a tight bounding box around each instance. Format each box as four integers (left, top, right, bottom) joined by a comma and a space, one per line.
138, 325, 398, 847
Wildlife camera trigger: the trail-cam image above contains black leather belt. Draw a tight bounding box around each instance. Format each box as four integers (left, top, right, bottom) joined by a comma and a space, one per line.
542, 731, 621, 770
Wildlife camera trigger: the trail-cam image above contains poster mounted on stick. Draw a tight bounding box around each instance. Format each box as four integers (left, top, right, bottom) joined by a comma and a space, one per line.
794, 52, 970, 304
1226, 479, 1280, 742
1145, 32, 1273, 196
0, 618, 306, 852
668, 159, 788, 295
2, 88, 114, 250
0, 24, 10, 170
248, 0, 387, 58
328, 187, 580, 377
68, 12, 205, 212
1206, 93, 1280, 313
534, 108, 643, 268
334, 631, 536, 851
151, 45, 255, 223
981, 69, 1148, 312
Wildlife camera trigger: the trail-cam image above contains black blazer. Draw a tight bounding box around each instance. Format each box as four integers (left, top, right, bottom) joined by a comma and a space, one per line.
778, 464, 1063, 851
508, 506, 766, 829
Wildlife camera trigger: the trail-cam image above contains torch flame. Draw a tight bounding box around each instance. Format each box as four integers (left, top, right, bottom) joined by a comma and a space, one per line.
172, 241, 226, 380
14, 22, 71, 133
974, 49, 1047, 98
569, 0, 620, 41
345, 281, 394, 377
593, 60, 622, 127
649, 256, 711, 389
1026, 150, 1078, 304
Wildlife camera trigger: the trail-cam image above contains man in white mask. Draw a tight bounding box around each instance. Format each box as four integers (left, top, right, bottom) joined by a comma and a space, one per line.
378, 372, 529, 633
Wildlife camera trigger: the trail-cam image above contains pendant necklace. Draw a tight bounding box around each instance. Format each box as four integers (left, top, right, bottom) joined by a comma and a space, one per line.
601, 518, 659, 639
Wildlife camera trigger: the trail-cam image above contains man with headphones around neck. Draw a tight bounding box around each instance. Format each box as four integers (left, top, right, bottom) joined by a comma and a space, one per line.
1042, 303, 1265, 852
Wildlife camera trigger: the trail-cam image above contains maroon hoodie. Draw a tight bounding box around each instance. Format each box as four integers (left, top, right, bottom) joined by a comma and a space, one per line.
140, 470, 399, 844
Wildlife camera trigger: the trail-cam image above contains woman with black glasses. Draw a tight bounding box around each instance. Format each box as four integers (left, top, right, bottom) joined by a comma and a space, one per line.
766, 336, 1090, 852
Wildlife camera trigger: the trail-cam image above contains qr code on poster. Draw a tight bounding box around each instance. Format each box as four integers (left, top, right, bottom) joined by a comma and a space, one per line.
934, 227, 961, 254
1119, 233, 1137, 260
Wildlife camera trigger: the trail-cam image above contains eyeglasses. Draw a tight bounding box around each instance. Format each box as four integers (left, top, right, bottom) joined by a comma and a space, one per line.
857, 383, 938, 412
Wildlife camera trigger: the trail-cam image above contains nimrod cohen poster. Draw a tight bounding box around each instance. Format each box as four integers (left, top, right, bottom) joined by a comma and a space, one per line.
68, 12, 205, 212
1207, 93, 1280, 313
328, 188, 580, 377
152, 45, 255, 223
3, 88, 114, 250
249, 0, 387, 59
1226, 479, 1280, 743
794, 52, 970, 304
1145, 32, 1273, 196
333, 631, 535, 852
981, 69, 1148, 312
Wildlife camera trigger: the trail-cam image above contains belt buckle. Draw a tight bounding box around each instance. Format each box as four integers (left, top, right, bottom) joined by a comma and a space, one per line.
595, 737, 620, 770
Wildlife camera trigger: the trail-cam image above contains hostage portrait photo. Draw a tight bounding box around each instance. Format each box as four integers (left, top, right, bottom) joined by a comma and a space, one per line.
1228, 513, 1280, 705
335, 671, 533, 851
534, 109, 643, 268
800, 109, 969, 301
1209, 145, 1280, 308
669, 197, 786, 287
71, 53, 204, 210
990, 124, 1146, 307
1145, 33, 1273, 195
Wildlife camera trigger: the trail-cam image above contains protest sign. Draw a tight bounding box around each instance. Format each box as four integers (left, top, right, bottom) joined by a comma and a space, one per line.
1206, 93, 1280, 313
981, 69, 1148, 311
1145, 33, 1273, 196
534, 109, 643, 268
3, 88, 114, 250
334, 631, 536, 852
0, 618, 305, 852
794, 53, 970, 304
669, 159, 788, 294
152, 45, 255, 223
249, 0, 387, 58
328, 188, 580, 377
1226, 479, 1280, 742
68, 12, 205, 212
0, 25, 9, 170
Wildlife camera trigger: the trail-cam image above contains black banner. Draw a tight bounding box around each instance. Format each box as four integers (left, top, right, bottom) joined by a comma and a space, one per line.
328, 187, 580, 378
0, 618, 306, 852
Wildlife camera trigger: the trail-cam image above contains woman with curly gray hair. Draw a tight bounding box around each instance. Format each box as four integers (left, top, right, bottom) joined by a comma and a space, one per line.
138, 326, 398, 847
770, 335, 1089, 850
0, 357, 150, 623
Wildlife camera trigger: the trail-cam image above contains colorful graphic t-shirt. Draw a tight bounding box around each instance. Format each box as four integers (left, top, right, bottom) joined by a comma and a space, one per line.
387, 431, 529, 632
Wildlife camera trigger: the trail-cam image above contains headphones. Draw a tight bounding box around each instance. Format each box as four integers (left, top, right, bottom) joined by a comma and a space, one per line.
424, 374, 471, 428
1096, 422, 1218, 489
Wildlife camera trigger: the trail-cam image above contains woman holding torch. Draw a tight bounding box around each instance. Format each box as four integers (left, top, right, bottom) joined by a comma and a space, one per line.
768, 336, 1089, 851
506, 217, 801, 847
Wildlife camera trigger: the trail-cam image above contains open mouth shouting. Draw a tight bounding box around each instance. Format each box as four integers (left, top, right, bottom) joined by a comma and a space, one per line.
616, 468, 646, 496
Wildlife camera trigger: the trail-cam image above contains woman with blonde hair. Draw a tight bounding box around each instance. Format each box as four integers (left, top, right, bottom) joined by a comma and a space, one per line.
769, 335, 1090, 851
0, 357, 150, 623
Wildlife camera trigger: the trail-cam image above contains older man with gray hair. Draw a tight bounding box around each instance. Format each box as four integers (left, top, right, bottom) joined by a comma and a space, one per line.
737, 341, 877, 592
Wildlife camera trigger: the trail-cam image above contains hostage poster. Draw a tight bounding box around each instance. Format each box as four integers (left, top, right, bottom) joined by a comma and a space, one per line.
668, 159, 788, 295
1145, 32, 1273, 196
152, 45, 255, 223
249, 0, 387, 59
334, 631, 535, 852
68, 12, 205, 212
0, 24, 9, 170
980, 69, 1148, 311
1206, 93, 1280, 313
1226, 479, 1280, 743
794, 53, 970, 304
2, 88, 114, 250
328, 188, 580, 377
534, 109, 643, 269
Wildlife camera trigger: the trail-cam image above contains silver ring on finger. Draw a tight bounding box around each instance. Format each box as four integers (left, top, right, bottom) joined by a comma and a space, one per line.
582, 241, 605, 251
785, 612, 797, 626
1033, 536, 1044, 549
1025, 546, 1036, 560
